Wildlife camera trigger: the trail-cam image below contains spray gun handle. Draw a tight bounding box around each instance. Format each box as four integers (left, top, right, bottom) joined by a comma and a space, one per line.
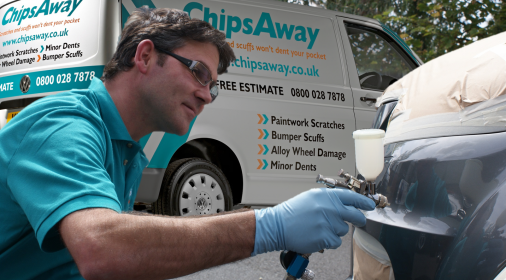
280, 251, 316, 280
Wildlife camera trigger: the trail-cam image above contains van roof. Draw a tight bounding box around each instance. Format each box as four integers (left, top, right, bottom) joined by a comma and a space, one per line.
234, 0, 382, 27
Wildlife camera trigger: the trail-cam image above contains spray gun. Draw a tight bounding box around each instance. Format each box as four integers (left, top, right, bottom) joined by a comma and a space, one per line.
316, 170, 389, 208
278, 129, 389, 279
316, 129, 390, 208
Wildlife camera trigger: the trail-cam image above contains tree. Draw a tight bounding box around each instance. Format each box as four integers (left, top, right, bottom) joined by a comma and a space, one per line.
278, 0, 505, 62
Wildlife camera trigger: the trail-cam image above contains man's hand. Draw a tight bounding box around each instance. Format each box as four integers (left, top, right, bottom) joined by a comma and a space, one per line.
252, 188, 376, 255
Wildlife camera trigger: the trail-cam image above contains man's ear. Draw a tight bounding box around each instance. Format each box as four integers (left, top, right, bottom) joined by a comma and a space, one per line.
134, 39, 156, 75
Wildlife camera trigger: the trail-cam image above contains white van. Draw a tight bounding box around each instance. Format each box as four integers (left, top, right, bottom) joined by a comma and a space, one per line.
0, 0, 421, 216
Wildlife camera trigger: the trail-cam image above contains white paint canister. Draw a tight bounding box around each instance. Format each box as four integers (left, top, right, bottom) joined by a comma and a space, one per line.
353, 129, 385, 181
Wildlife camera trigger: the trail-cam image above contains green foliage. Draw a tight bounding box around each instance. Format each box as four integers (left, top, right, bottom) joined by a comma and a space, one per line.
278, 0, 505, 62
347, 25, 414, 82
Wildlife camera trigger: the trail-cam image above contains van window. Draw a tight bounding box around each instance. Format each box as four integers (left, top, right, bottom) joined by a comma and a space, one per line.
345, 23, 416, 91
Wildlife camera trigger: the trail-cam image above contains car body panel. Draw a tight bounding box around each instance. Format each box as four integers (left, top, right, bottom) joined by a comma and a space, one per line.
358, 131, 506, 279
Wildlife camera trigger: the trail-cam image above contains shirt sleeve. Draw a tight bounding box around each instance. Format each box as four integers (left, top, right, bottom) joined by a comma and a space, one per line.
7, 106, 122, 253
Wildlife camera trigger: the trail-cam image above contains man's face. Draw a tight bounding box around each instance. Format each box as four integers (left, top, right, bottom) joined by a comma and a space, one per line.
143, 40, 219, 136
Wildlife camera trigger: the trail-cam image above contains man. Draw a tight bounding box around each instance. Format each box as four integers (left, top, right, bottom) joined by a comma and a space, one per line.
0, 7, 375, 279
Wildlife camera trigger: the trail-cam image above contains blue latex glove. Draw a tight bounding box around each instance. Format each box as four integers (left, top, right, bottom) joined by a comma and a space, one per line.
252, 188, 376, 256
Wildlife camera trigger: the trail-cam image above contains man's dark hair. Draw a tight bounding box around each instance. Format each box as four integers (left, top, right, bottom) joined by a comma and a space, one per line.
101, 6, 235, 81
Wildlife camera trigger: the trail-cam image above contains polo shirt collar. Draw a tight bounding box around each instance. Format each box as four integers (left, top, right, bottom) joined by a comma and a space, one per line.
88, 78, 132, 142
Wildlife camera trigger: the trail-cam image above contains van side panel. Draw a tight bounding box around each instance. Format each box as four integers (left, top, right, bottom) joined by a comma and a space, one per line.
0, 0, 119, 102
128, 0, 357, 204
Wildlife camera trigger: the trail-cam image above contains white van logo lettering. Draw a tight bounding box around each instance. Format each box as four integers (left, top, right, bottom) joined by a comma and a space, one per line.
183, 2, 320, 49
2, 0, 83, 26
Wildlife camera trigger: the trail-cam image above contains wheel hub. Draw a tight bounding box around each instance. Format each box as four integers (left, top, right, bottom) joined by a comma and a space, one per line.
180, 173, 226, 216
196, 194, 209, 210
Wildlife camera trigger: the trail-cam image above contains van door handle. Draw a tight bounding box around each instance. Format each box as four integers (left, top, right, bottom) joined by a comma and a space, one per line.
360, 97, 377, 103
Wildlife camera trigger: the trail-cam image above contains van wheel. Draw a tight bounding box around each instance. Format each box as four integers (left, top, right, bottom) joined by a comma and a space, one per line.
152, 158, 233, 216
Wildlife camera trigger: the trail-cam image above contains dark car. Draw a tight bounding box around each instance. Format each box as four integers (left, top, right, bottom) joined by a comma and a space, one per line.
348, 31, 506, 280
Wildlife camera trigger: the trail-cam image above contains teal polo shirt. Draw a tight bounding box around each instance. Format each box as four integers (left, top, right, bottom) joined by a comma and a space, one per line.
0, 78, 149, 279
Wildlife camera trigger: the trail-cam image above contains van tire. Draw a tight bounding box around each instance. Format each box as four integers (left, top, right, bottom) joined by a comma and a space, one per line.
152, 158, 233, 216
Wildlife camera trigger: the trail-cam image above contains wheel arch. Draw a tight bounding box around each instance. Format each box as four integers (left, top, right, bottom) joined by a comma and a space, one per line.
170, 138, 244, 205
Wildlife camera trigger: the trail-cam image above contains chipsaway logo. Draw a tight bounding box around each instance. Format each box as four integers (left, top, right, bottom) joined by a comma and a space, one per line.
183, 2, 320, 49
2, 0, 83, 26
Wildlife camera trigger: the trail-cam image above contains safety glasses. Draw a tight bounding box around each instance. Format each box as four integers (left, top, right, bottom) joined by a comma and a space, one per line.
156, 48, 218, 102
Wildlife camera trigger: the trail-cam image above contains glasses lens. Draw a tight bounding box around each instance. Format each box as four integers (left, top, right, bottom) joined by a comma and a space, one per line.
193, 62, 217, 102
193, 62, 212, 86
210, 84, 218, 102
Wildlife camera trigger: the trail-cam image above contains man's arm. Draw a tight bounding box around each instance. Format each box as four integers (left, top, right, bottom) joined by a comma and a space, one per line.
61, 188, 376, 280
60, 208, 255, 280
